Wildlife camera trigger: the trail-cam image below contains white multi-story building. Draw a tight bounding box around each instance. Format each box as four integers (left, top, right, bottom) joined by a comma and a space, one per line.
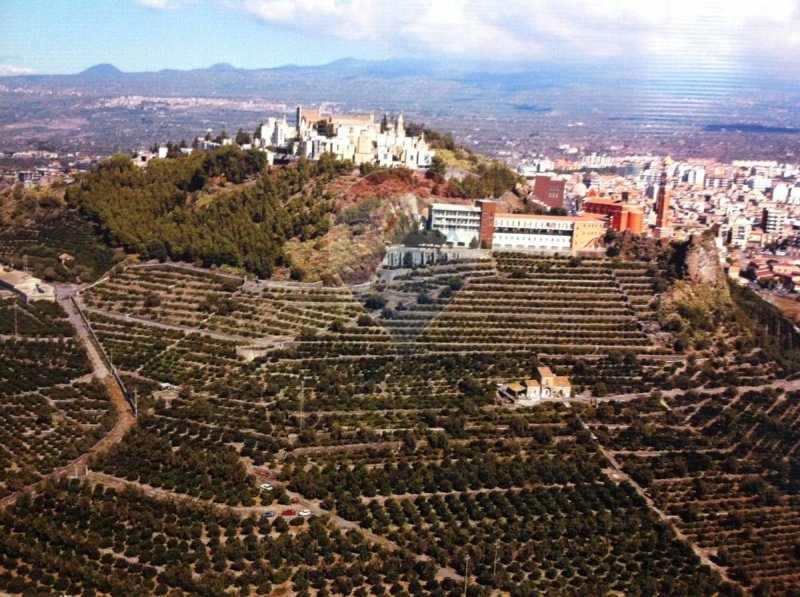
581, 153, 615, 168
427, 203, 482, 246
729, 215, 752, 249
258, 117, 292, 148
685, 167, 706, 187
762, 206, 788, 235
773, 183, 789, 203
492, 213, 574, 251
517, 158, 555, 178
750, 175, 772, 192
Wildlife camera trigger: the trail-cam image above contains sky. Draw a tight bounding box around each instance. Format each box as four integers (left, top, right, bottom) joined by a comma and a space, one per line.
0, 0, 799, 77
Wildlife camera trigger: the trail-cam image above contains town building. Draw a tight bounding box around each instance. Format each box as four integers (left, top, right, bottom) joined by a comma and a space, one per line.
582, 196, 644, 234
427, 201, 607, 253
16, 170, 43, 187
772, 183, 790, 203
531, 175, 566, 208
132, 150, 156, 168
257, 116, 292, 148
762, 206, 788, 235
728, 215, 752, 249
516, 159, 555, 178
0, 267, 56, 302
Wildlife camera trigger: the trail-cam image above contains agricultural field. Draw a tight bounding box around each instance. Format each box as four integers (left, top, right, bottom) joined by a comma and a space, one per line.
0, 298, 113, 499
583, 387, 800, 595
3, 250, 797, 596
0, 480, 435, 597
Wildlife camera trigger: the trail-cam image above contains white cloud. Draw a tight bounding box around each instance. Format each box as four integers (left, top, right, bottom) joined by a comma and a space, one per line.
224, 0, 800, 66
135, 0, 197, 9
0, 64, 36, 76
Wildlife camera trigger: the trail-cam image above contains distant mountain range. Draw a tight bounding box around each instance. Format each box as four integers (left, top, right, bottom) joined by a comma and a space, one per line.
73, 58, 449, 78
3, 57, 799, 162
2, 57, 632, 116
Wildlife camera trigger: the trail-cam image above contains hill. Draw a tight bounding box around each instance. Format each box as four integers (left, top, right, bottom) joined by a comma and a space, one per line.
202, 62, 240, 73
80, 63, 123, 76
0, 185, 121, 282
66, 147, 349, 278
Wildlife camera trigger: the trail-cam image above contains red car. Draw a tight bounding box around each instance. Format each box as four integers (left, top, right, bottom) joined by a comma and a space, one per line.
281, 509, 297, 517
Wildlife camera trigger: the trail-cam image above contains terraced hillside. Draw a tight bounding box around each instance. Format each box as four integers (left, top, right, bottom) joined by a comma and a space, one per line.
592, 387, 800, 594
414, 253, 659, 354
0, 299, 113, 499
3, 252, 795, 596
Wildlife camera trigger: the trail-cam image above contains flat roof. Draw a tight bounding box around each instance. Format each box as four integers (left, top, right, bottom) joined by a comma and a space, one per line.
0, 269, 34, 286
495, 212, 606, 222
430, 203, 481, 212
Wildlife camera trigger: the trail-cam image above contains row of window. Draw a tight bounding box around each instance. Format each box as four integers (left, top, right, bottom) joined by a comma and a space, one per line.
494, 228, 572, 236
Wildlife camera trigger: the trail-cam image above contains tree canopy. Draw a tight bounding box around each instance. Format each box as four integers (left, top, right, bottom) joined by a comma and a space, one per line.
67, 149, 350, 277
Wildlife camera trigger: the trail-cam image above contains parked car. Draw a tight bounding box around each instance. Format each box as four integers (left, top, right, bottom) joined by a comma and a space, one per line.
260, 483, 273, 491
281, 509, 297, 517
298, 509, 311, 517
261, 511, 275, 519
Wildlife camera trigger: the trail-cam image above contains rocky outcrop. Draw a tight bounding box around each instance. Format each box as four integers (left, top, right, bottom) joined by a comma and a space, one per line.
682, 233, 727, 288
658, 233, 732, 349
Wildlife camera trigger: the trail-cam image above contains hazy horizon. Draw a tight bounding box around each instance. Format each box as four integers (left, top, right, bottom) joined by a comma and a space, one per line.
2, 0, 799, 85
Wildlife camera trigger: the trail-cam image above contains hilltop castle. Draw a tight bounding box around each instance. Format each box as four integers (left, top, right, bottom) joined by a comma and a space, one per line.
293, 106, 435, 169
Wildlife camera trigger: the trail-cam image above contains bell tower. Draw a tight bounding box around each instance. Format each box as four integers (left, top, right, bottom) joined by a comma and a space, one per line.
654, 158, 673, 238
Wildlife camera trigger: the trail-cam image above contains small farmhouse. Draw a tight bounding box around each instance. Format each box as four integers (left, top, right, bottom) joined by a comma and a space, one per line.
499, 366, 571, 405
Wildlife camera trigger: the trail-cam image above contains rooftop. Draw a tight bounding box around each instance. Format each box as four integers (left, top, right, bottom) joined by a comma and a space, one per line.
495, 212, 607, 222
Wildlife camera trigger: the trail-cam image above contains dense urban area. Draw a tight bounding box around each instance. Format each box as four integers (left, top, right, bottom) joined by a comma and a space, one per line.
1, 67, 800, 597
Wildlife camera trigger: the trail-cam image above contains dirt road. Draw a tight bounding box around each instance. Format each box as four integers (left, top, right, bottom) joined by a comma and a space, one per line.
0, 297, 135, 510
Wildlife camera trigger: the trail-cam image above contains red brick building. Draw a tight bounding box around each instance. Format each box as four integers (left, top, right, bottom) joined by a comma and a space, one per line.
477, 199, 497, 248
532, 176, 566, 208
583, 197, 644, 235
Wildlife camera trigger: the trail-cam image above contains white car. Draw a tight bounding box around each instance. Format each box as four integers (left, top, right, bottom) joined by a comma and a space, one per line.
298, 509, 311, 517
260, 483, 273, 491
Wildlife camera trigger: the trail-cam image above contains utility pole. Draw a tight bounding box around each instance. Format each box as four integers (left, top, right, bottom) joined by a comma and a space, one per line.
463, 554, 470, 597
